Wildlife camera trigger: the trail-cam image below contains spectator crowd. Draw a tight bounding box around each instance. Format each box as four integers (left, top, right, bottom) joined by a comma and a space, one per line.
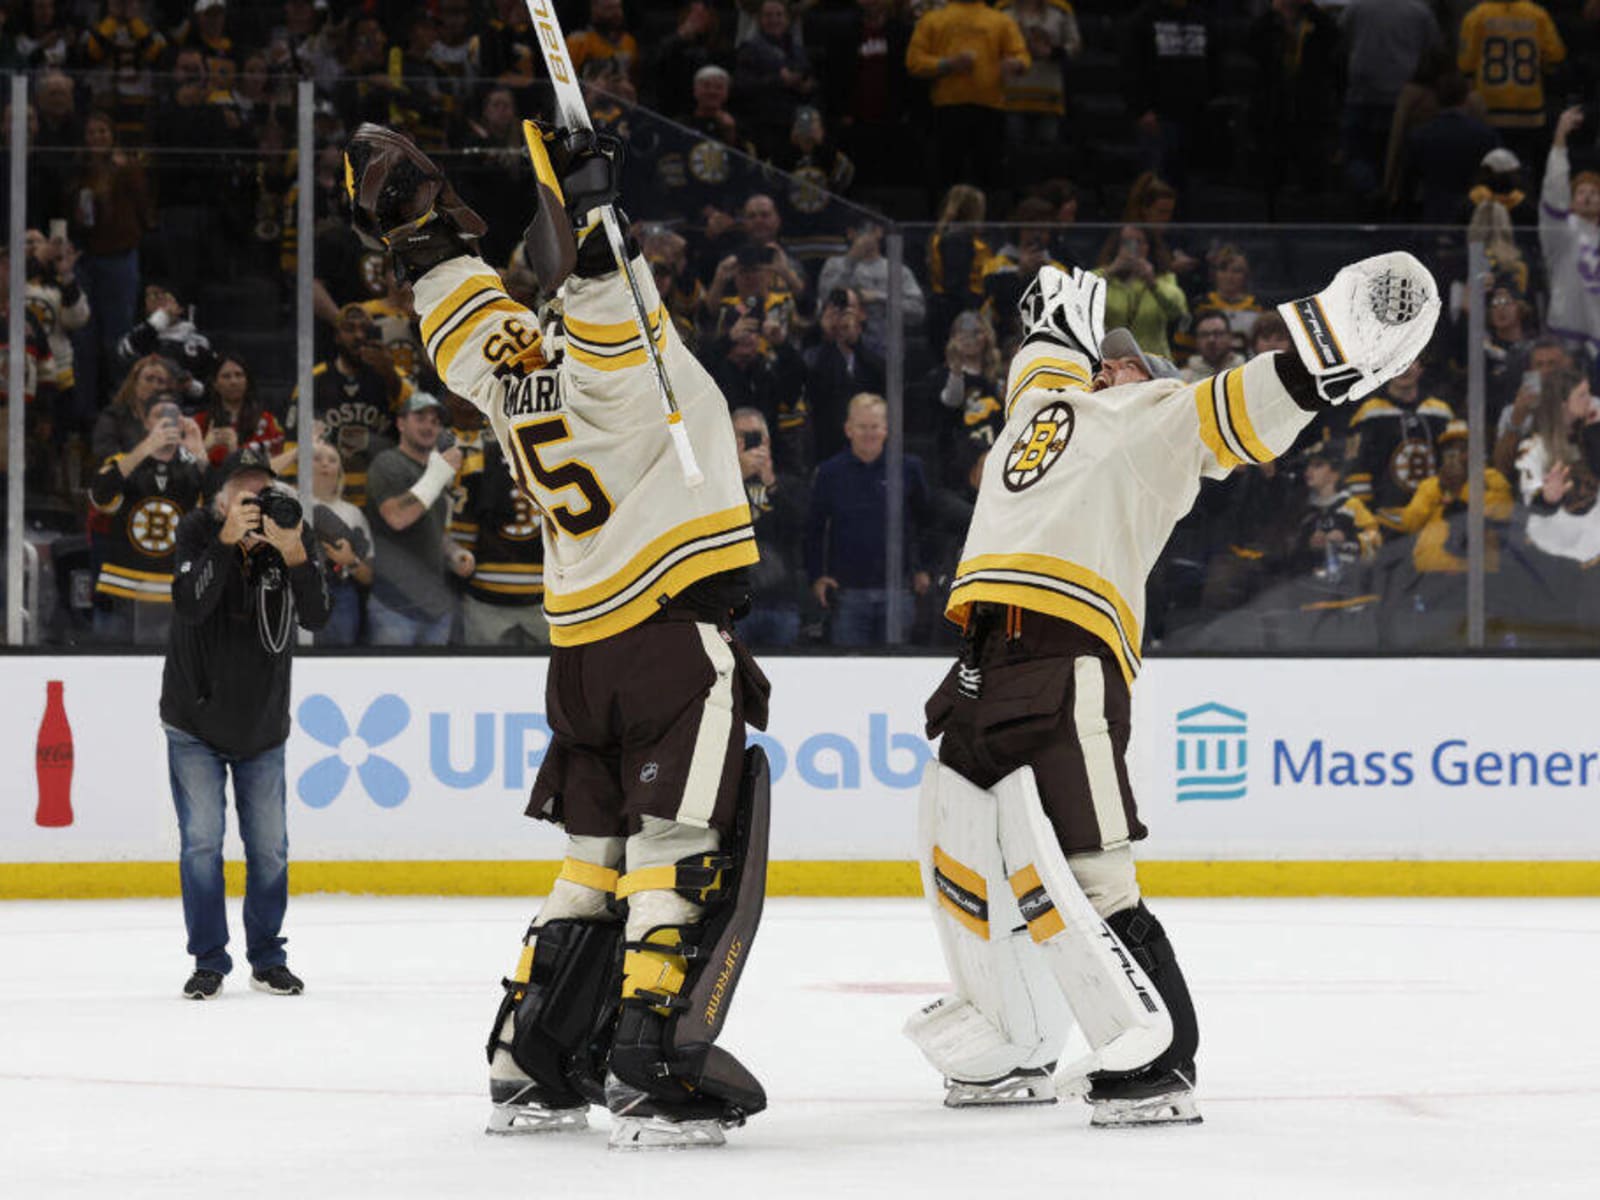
3, 0, 1600, 651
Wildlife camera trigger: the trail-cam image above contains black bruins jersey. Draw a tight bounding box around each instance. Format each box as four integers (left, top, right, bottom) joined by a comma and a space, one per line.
449, 430, 545, 608
1344, 394, 1456, 531
90, 450, 205, 603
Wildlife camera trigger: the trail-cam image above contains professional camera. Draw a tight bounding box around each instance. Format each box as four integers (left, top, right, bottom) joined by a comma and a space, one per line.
244, 485, 304, 529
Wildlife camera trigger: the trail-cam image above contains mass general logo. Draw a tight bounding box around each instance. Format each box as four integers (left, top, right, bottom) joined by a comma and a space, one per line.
1175, 702, 1248, 802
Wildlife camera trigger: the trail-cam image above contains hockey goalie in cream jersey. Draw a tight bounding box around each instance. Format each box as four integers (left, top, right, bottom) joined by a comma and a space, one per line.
344, 123, 772, 1151
910, 256, 1439, 1125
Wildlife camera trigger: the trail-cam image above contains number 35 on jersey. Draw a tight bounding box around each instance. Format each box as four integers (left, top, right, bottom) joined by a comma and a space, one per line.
501, 367, 615, 539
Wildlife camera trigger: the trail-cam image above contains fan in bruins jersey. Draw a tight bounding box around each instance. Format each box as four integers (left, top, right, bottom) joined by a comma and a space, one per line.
89, 394, 207, 646
343, 122, 771, 1151
910, 255, 1439, 1127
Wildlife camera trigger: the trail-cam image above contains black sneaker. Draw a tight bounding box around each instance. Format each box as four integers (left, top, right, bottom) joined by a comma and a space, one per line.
183, 969, 224, 1000
250, 965, 304, 996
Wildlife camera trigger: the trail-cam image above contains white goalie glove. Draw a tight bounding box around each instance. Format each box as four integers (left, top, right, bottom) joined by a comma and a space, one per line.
1278, 251, 1440, 406
1018, 265, 1107, 365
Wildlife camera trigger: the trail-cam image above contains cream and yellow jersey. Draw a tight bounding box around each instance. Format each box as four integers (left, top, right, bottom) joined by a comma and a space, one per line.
411, 253, 756, 647
947, 337, 1317, 683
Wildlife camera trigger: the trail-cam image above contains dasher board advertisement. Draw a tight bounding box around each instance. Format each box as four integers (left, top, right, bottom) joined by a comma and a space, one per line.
2, 656, 1599, 864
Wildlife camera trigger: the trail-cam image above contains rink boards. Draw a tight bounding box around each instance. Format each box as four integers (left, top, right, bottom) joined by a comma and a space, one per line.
2, 655, 1599, 897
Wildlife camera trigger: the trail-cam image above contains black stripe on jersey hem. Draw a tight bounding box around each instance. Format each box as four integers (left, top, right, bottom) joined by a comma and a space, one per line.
544, 525, 756, 626
425, 288, 505, 359
954, 568, 1140, 673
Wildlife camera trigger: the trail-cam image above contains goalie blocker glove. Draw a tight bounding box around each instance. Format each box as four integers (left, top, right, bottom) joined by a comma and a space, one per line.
1017, 266, 1107, 367
1278, 251, 1440, 407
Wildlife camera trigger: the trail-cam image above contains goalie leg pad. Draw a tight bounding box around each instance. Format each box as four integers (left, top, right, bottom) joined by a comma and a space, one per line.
905, 763, 1074, 1093
485, 836, 624, 1130
605, 748, 770, 1138
486, 918, 623, 1115
993, 766, 1174, 1074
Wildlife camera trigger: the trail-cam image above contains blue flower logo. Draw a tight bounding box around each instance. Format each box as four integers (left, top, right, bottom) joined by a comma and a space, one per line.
296, 693, 412, 809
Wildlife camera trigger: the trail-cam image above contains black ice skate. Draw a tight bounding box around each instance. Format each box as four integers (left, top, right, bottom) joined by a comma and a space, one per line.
944, 1064, 1059, 1108
1087, 1066, 1202, 1128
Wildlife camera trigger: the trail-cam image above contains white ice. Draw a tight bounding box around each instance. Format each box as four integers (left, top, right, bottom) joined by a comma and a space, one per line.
2, 895, 1596, 1199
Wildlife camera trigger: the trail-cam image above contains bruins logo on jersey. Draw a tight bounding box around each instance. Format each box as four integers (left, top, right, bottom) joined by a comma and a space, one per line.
1003, 401, 1075, 493
1389, 436, 1436, 495
129, 496, 183, 557
688, 139, 731, 185
788, 166, 829, 215
501, 495, 539, 541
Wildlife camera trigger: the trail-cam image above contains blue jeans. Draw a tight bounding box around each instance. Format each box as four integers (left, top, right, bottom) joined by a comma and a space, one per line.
829, 588, 913, 648
316, 581, 362, 647
367, 592, 453, 646
165, 726, 289, 975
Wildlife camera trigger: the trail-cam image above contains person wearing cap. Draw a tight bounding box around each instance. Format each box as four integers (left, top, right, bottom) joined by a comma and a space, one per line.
364, 390, 473, 645
917, 255, 1440, 1124
161, 446, 331, 1001
1464, 147, 1537, 228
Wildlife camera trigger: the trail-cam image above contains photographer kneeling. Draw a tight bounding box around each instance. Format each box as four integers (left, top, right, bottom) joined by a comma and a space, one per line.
160, 447, 331, 1000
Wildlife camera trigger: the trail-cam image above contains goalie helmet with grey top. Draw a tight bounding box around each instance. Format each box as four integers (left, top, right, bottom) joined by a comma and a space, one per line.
1278, 251, 1440, 406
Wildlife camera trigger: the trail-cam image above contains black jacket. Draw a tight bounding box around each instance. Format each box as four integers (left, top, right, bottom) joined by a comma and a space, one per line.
160, 507, 331, 758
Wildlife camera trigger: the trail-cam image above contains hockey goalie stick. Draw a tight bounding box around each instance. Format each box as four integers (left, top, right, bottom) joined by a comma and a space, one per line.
523, 0, 705, 488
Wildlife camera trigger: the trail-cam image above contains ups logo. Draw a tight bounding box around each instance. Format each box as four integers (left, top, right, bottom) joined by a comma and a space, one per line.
1002, 401, 1075, 492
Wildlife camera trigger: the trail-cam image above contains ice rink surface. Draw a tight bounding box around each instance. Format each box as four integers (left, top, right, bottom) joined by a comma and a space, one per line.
2, 894, 1596, 1199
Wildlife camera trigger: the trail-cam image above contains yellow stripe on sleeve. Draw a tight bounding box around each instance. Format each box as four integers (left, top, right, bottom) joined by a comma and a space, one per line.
563, 304, 668, 348
1194, 377, 1244, 471
1224, 368, 1274, 463
420, 273, 505, 344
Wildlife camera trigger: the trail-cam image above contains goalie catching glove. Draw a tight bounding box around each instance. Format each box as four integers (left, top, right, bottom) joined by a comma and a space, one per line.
1278, 251, 1440, 406
343, 123, 487, 280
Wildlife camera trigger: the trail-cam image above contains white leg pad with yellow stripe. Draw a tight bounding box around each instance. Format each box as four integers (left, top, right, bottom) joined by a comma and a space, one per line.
992, 766, 1173, 1075
905, 763, 1074, 1086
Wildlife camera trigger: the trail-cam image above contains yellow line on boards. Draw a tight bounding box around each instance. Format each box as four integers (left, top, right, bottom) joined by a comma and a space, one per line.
3, 861, 1600, 900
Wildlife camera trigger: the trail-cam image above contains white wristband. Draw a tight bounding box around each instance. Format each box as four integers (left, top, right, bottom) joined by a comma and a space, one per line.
407, 452, 456, 510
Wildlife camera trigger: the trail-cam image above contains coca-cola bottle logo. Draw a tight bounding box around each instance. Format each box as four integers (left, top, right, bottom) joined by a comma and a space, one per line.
36, 680, 74, 828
